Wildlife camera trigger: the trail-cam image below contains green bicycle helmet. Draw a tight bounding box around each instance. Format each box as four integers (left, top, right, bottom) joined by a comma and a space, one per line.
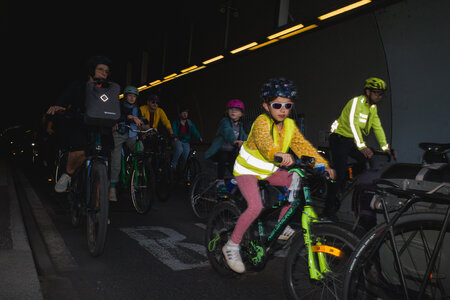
124, 85, 139, 96
364, 77, 386, 90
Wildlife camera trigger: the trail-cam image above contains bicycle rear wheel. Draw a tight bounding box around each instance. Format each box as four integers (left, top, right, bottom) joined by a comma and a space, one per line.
343, 211, 450, 300
86, 161, 109, 257
284, 223, 359, 300
190, 172, 219, 219
130, 160, 153, 214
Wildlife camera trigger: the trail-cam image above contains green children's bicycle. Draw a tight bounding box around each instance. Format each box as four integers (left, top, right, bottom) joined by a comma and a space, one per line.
205, 156, 359, 299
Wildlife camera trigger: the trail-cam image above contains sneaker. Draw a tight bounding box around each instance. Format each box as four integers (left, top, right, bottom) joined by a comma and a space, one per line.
109, 187, 118, 202
222, 240, 245, 273
278, 225, 295, 241
55, 173, 71, 193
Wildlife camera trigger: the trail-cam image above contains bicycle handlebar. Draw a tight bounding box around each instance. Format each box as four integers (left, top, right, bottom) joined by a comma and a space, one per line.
119, 124, 155, 134
274, 155, 332, 181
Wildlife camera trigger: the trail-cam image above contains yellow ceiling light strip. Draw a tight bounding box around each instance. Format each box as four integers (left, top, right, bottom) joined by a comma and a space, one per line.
267, 24, 304, 40
279, 24, 318, 39
230, 42, 258, 54
137, 85, 148, 91
203, 55, 224, 65
163, 73, 177, 80
181, 65, 199, 73
249, 39, 280, 50
318, 0, 372, 20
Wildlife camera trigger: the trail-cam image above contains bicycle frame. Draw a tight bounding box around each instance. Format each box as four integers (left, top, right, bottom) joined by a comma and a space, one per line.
246, 167, 337, 279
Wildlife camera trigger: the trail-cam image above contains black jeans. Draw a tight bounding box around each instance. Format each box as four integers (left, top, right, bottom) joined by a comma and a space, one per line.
326, 133, 367, 215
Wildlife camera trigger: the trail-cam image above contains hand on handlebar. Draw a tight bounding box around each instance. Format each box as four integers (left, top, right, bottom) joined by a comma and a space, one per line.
324, 167, 336, 180
274, 152, 294, 167
47, 106, 66, 115
360, 147, 374, 159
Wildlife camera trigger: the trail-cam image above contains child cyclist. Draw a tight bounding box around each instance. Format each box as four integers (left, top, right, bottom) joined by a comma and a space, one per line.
205, 99, 248, 195
223, 78, 336, 273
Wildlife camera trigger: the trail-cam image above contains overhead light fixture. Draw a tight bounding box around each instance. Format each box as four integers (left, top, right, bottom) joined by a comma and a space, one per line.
203, 55, 224, 65
119, 94, 124, 99
181, 65, 199, 73
163, 73, 177, 80
267, 24, 304, 40
279, 24, 318, 39
230, 42, 258, 54
149, 80, 161, 86
249, 39, 280, 50
137, 85, 148, 91
318, 0, 371, 20
187, 65, 206, 73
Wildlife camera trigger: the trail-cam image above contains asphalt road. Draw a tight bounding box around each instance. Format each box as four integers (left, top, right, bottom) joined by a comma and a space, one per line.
20, 165, 289, 300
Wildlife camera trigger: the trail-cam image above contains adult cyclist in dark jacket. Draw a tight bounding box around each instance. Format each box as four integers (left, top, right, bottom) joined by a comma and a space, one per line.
47, 56, 114, 193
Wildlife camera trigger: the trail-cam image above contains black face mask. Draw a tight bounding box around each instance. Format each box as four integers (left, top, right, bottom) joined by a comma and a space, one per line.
92, 78, 110, 88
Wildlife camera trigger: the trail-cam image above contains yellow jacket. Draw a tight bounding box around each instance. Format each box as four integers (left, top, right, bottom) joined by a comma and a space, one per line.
139, 105, 173, 133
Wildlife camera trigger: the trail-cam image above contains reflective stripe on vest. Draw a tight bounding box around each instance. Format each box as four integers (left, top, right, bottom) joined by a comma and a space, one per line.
233, 114, 295, 178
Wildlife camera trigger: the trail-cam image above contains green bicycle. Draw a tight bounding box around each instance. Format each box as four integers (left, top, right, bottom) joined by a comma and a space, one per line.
205, 156, 359, 299
118, 125, 154, 214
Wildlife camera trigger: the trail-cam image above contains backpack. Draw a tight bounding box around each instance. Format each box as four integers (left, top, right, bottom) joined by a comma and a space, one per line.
84, 81, 120, 127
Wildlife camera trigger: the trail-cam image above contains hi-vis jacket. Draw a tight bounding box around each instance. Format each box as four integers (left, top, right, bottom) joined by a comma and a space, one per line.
234, 114, 328, 179
330, 95, 389, 151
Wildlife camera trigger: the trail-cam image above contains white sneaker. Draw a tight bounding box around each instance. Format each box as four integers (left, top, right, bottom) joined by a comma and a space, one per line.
278, 225, 295, 241
55, 173, 71, 193
222, 240, 245, 273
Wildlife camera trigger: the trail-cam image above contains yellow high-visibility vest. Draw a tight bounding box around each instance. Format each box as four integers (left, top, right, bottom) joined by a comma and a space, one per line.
233, 114, 295, 179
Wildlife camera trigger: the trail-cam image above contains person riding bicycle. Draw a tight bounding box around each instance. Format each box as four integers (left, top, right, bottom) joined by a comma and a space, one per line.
47, 55, 115, 193
140, 94, 173, 135
326, 77, 396, 219
204, 99, 248, 196
222, 78, 335, 273
170, 107, 203, 171
109, 85, 145, 201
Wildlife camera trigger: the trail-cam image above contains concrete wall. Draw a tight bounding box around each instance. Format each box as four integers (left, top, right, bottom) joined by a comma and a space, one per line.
146, 0, 449, 163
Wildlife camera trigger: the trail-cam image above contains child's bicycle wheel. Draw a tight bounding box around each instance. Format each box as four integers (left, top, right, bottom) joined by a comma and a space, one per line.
130, 159, 153, 214
283, 223, 359, 300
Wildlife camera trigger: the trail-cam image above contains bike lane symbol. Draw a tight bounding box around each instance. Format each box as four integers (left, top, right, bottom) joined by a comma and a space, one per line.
120, 226, 208, 271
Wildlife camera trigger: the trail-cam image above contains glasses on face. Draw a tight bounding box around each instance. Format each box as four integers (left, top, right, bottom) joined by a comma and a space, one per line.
371, 90, 384, 96
270, 102, 293, 110
95, 66, 110, 74
150, 101, 159, 104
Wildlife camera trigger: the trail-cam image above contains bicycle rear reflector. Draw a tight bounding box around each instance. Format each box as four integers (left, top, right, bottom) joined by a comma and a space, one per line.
312, 245, 343, 257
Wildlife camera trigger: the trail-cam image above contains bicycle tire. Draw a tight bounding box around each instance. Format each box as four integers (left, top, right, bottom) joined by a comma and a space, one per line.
284, 223, 360, 300
130, 160, 153, 214
86, 161, 109, 257
343, 211, 450, 300
190, 172, 219, 219
184, 158, 201, 188
205, 201, 251, 277
154, 156, 171, 201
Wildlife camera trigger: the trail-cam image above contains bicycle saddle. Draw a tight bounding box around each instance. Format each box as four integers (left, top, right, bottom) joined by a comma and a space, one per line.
419, 142, 450, 153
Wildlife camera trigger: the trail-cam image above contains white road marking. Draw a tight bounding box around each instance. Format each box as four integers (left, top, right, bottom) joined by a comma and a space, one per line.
120, 226, 208, 271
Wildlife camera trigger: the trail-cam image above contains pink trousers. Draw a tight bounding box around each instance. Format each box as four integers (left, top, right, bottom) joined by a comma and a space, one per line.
230, 169, 292, 244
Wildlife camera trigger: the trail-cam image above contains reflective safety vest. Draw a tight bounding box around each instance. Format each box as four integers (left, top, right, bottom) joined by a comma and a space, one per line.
233, 114, 295, 179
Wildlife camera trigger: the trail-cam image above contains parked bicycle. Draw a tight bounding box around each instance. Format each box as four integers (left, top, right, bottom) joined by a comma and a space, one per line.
118, 125, 154, 214
205, 156, 359, 299
342, 171, 450, 299
68, 129, 110, 257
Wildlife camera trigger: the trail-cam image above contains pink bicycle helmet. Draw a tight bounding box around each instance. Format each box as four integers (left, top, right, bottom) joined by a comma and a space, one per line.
226, 99, 245, 112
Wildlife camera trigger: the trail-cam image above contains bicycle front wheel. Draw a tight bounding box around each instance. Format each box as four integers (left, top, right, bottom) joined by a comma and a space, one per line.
284, 223, 359, 300
86, 161, 109, 257
190, 172, 219, 219
184, 157, 201, 188
343, 211, 450, 300
130, 161, 153, 214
